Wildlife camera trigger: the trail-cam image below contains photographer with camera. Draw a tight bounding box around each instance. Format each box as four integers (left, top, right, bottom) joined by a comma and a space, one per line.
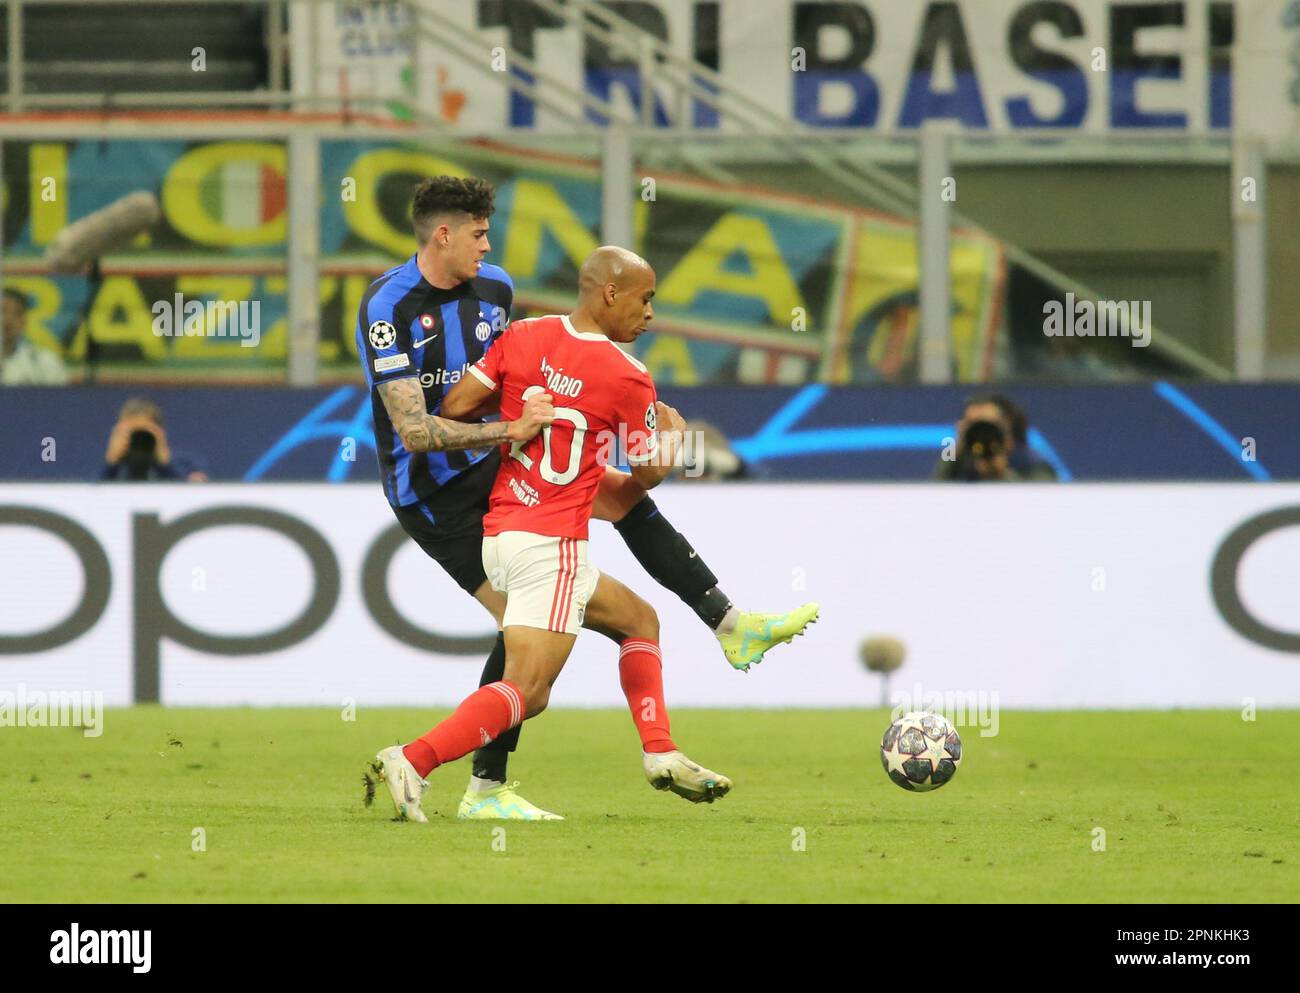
101, 397, 208, 482
935, 394, 1057, 483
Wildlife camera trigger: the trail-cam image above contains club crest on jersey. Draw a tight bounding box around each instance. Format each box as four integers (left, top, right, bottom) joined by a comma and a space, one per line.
540, 355, 584, 398
475, 320, 492, 342
368, 320, 396, 349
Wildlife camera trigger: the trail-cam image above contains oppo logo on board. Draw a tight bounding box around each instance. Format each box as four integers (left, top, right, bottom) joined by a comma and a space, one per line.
0, 505, 495, 702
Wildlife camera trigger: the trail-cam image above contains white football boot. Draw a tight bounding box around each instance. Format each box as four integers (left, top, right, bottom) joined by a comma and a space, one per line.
642, 750, 732, 804
368, 745, 430, 823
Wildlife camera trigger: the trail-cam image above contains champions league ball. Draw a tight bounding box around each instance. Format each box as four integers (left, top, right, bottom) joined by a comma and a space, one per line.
880, 711, 962, 792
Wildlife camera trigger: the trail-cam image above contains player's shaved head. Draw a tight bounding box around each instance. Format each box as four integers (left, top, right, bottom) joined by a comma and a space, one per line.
577, 246, 653, 301
569, 246, 657, 344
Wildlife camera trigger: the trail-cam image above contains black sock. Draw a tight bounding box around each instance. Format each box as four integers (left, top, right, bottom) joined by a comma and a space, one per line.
692, 587, 735, 631
471, 632, 518, 782
613, 496, 733, 630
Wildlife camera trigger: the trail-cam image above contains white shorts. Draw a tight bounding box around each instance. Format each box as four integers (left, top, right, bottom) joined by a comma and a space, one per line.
481, 531, 601, 636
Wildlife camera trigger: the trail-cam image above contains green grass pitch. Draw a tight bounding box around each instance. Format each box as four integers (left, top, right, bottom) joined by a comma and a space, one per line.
2, 707, 1297, 903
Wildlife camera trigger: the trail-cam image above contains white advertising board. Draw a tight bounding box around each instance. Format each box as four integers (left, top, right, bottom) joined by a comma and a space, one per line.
2, 483, 1299, 710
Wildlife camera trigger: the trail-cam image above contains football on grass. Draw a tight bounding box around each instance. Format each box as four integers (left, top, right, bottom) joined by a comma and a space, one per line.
880, 711, 962, 792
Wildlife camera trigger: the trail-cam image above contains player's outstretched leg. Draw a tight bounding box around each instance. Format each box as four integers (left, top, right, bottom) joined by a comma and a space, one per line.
462, 586, 562, 821
584, 573, 732, 804
595, 470, 820, 672
368, 624, 574, 822
367, 678, 525, 823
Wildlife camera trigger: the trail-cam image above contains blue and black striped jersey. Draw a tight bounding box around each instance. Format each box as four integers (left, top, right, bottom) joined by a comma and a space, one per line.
356, 255, 513, 507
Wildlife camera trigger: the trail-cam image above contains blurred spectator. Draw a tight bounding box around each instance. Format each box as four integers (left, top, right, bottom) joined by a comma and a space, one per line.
101, 397, 209, 482
674, 419, 750, 481
1, 288, 68, 386
935, 393, 1057, 482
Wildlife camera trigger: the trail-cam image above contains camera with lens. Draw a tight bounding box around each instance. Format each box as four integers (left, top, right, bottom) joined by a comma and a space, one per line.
123, 428, 160, 480
953, 418, 1009, 480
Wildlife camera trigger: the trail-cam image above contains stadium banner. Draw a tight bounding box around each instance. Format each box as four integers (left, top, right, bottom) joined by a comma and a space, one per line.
1235, 0, 1300, 143
3, 483, 1299, 710
294, 0, 1243, 135
4, 382, 1299, 483
0, 139, 1002, 385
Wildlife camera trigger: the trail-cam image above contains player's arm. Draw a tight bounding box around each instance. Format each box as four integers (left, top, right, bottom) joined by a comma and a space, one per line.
628, 400, 686, 491
441, 318, 519, 421
378, 376, 551, 452
459, 390, 503, 419
439, 368, 499, 422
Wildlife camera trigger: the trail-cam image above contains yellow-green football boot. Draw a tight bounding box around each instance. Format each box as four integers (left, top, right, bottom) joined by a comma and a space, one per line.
457, 781, 564, 821
716, 602, 821, 672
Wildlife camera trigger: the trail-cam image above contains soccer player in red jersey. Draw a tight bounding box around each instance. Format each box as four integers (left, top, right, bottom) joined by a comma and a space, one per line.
360, 177, 817, 822
375, 246, 732, 809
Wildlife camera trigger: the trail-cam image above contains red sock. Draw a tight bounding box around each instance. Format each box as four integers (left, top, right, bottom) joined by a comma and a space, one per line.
403, 681, 524, 778
619, 639, 675, 753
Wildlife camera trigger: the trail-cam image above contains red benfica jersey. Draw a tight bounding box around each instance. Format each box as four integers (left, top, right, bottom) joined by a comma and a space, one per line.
470, 314, 660, 540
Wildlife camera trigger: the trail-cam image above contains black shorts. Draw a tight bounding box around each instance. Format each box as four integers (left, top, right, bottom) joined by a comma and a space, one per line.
390, 450, 498, 595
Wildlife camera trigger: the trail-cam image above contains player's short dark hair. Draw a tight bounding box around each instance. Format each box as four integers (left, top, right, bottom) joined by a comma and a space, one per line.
968, 392, 1028, 446
411, 176, 496, 245
2, 287, 29, 311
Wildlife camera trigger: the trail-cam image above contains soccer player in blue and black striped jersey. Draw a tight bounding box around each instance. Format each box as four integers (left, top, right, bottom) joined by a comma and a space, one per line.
359, 176, 819, 821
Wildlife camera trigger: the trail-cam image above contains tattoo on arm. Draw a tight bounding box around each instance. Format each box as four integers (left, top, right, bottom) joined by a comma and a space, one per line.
378, 378, 509, 453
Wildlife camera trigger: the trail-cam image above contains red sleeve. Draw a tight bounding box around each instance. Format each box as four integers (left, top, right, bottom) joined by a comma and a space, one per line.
620, 375, 660, 465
